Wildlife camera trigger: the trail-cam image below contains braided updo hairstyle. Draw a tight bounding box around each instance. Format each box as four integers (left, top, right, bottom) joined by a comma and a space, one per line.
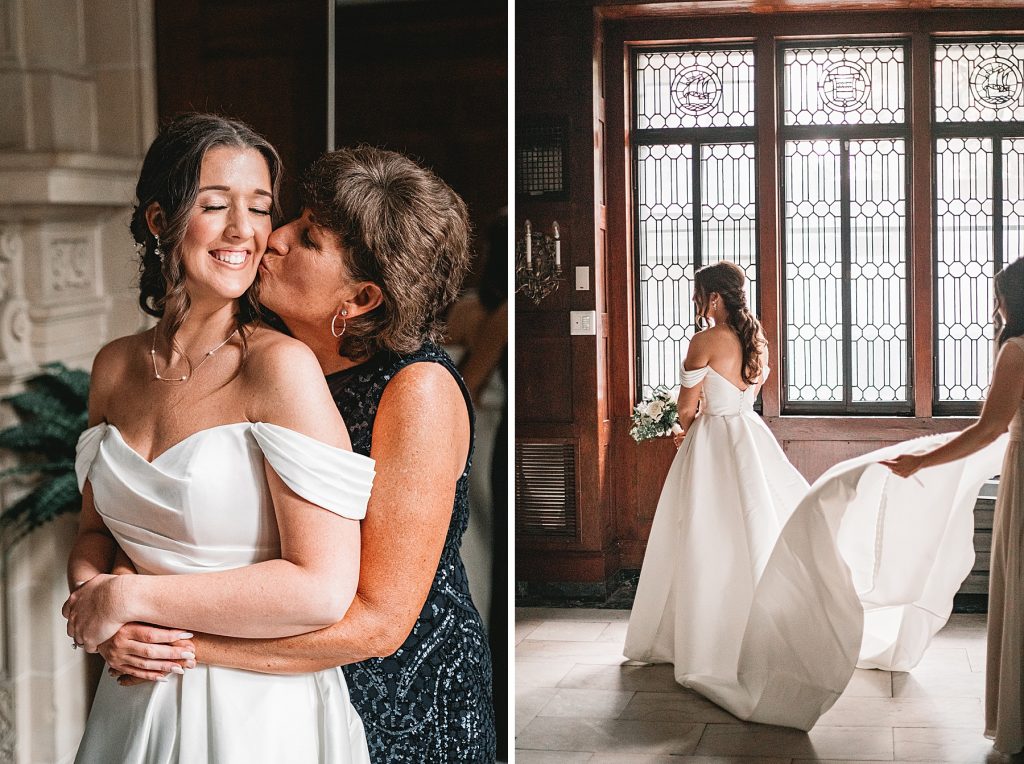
131, 113, 282, 349
994, 256, 1024, 347
694, 260, 766, 386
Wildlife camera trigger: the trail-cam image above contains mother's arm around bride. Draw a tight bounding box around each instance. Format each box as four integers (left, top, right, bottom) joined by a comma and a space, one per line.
106, 147, 497, 762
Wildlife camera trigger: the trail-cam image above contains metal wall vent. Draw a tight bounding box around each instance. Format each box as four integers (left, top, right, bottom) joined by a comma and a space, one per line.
515, 441, 578, 538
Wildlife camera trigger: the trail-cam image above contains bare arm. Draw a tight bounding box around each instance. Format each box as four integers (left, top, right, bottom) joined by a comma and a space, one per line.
883, 341, 1024, 477
63, 341, 362, 651
66, 343, 123, 593
190, 362, 470, 673
672, 333, 712, 442
458, 301, 508, 404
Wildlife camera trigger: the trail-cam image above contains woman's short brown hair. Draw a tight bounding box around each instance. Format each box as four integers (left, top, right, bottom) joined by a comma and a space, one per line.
301, 146, 471, 359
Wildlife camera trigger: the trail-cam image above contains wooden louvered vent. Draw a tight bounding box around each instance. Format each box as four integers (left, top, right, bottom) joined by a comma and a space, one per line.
515, 442, 578, 538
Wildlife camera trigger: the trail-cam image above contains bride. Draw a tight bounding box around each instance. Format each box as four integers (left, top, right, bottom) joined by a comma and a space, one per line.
63, 113, 374, 762
626, 260, 1007, 731
624, 260, 810, 708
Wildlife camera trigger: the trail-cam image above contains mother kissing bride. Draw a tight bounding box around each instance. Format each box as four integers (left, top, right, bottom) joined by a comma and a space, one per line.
63, 113, 496, 762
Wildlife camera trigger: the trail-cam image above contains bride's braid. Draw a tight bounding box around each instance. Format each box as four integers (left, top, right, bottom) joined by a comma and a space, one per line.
694, 261, 765, 386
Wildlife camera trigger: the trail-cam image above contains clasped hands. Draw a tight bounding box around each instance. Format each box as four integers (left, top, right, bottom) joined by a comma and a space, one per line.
62, 575, 196, 684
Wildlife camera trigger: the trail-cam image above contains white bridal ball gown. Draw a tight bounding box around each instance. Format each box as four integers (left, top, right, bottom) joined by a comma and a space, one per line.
74, 421, 376, 764
624, 363, 1007, 730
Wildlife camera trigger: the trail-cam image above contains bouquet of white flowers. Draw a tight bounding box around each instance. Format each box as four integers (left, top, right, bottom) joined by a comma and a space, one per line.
629, 386, 679, 442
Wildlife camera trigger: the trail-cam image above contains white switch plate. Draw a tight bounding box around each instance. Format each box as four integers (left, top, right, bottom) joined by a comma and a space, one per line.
570, 310, 597, 335
575, 266, 589, 291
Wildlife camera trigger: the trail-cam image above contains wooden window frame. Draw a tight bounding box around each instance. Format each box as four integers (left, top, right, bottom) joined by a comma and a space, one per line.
607, 10, 1024, 425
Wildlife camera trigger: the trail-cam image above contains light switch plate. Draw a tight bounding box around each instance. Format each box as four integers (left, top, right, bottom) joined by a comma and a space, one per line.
575, 266, 589, 291
570, 310, 597, 335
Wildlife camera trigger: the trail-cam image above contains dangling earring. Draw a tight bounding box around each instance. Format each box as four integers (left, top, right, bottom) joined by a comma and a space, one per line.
331, 309, 349, 339
154, 235, 164, 264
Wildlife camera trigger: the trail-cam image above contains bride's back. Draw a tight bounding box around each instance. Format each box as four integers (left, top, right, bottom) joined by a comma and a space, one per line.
691, 324, 766, 392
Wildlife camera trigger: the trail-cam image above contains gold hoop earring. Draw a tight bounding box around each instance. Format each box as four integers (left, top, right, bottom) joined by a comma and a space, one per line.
331, 310, 349, 339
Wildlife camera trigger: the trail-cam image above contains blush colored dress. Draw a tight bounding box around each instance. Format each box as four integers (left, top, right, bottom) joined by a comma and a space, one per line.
985, 335, 1024, 754
73, 421, 375, 764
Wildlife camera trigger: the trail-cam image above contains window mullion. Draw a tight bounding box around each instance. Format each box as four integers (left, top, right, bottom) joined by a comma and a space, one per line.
993, 138, 1004, 274
693, 140, 703, 274
840, 138, 853, 411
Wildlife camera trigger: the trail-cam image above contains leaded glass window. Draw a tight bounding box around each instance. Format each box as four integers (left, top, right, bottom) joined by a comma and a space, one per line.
634, 46, 758, 398
783, 44, 906, 126
780, 42, 911, 412
934, 39, 1024, 411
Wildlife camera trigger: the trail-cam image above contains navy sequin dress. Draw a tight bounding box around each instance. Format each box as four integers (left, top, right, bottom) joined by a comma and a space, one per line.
328, 342, 497, 763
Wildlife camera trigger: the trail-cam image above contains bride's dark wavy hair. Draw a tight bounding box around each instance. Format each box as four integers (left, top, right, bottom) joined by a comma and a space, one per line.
994, 256, 1024, 347
131, 113, 282, 361
694, 260, 765, 385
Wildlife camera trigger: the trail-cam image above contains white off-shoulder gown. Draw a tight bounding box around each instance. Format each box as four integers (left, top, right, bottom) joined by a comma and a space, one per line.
625, 364, 1007, 730
73, 421, 375, 764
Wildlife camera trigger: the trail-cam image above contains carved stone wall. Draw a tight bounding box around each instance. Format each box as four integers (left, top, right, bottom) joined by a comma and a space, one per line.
0, 1, 156, 761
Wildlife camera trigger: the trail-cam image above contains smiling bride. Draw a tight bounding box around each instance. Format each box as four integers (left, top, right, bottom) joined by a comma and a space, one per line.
63, 113, 375, 763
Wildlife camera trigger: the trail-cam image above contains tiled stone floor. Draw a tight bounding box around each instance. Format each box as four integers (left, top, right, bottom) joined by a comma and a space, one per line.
515, 608, 1022, 763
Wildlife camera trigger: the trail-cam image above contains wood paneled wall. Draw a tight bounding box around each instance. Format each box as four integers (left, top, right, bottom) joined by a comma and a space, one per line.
155, 0, 329, 216
332, 0, 507, 279
516, 4, 618, 585
155, 0, 507, 280
516, 2, 1021, 590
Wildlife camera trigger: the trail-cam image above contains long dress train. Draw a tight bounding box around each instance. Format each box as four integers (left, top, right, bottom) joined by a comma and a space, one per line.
625, 363, 1007, 730
74, 422, 375, 764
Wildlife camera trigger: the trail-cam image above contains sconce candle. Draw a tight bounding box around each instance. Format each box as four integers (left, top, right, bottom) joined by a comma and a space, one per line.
525, 220, 532, 269
516, 218, 563, 304
552, 221, 561, 268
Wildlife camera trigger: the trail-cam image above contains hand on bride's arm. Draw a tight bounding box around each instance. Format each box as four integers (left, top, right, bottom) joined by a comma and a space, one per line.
62, 573, 128, 651
184, 363, 469, 674
98, 550, 198, 683
99, 624, 196, 682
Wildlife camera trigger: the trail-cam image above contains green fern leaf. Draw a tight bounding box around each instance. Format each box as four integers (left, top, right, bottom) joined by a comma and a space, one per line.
20, 364, 90, 412
0, 364, 90, 546
5, 388, 81, 423
0, 421, 80, 458
1, 472, 80, 543
0, 460, 76, 480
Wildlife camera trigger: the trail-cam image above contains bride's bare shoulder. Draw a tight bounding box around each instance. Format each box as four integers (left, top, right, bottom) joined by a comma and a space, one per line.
697, 325, 738, 350
242, 325, 319, 373
88, 331, 150, 415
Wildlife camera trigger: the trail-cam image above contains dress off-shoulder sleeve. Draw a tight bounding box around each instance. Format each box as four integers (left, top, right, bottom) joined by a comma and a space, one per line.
250, 422, 375, 520
679, 365, 710, 389
75, 423, 108, 491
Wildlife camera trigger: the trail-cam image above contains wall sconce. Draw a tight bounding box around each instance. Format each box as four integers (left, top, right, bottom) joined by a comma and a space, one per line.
516, 219, 562, 305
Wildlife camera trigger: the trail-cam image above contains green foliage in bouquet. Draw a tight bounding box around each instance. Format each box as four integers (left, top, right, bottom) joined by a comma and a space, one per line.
630, 385, 679, 442
0, 363, 89, 545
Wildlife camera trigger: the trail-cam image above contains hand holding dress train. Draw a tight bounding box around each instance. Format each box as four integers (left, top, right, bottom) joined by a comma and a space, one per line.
625, 360, 1007, 730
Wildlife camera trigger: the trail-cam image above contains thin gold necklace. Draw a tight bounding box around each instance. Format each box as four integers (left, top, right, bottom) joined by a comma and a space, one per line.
150, 326, 238, 383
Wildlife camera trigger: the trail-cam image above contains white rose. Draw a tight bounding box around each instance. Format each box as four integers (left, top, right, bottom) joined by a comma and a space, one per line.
646, 400, 665, 420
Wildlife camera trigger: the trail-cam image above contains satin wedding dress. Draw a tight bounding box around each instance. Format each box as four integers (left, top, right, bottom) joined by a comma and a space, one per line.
74, 421, 375, 764
625, 363, 1007, 730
